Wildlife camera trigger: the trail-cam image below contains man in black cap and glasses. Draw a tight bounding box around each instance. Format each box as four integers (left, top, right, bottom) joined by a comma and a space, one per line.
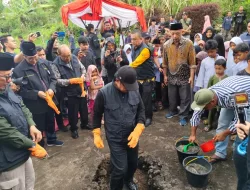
12, 41, 63, 147
0, 53, 47, 190
92, 65, 146, 190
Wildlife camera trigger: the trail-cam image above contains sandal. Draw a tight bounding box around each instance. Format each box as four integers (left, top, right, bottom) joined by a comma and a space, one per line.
209, 155, 227, 164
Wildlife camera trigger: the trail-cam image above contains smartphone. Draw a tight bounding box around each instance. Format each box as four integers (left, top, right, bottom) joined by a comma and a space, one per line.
36, 32, 41, 37
56, 31, 65, 38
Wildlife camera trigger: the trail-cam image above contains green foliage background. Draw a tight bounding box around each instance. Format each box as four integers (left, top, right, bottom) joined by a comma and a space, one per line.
0, 0, 250, 47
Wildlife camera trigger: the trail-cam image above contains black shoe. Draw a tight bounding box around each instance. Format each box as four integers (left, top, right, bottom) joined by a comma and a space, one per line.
59, 125, 69, 132
145, 118, 152, 127
71, 130, 79, 139
47, 140, 64, 146
81, 124, 92, 130
125, 181, 138, 190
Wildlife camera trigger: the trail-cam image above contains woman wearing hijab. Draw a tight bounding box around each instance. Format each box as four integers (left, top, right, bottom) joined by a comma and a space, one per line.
226, 37, 243, 76
123, 44, 132, 64
202, 15, 212, 34
194, 33, 202, 46
202, 26, 216, 42
214, 34, 225, 57
224, 41, 230, 60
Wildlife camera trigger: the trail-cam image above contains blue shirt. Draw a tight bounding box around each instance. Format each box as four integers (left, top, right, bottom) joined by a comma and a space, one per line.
240, 32, 250, 47
190, 76, 250, 132
222, 16, 232, 31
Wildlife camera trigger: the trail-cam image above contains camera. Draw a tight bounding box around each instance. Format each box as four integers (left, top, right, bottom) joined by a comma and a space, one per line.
111, 48, 121, 57
36, 32, 41, 37
12, 77, 28, 86
230, 92, 250, 156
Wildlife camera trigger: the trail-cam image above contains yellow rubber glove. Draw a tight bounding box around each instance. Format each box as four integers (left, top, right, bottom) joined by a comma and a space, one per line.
128, 123, 145, 148
28, 143, 48, 159
69, 78, 83, 84
93, 128, 104, 149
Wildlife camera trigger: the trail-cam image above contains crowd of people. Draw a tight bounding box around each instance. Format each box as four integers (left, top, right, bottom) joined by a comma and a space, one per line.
1, 5, 250, 190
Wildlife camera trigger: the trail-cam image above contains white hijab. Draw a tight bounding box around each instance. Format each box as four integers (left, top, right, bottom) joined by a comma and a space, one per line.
226, 37, 243, 76
123, 44, 132, 64
194, 33, 202, 46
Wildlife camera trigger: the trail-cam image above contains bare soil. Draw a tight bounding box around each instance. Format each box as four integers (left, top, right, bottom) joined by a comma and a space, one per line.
33, 110, 237, 190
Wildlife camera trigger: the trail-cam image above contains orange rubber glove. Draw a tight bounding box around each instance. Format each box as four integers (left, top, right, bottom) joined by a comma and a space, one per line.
128, 123, 145, 148
29, 143, 48, 159
93, 128, 104, 149
80, 83, 86, 97
45, 92, 60, 114
69, 78, 83, 84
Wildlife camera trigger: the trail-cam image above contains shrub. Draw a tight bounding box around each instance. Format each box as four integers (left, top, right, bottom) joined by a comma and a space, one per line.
177, 3, 220, 37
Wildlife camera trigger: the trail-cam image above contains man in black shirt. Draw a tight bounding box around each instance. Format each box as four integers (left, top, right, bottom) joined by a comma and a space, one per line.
87, 24, 102, 72
92, 66, 145, 190
101, 18, 117, 38
233, 6, 247, 37
75, 36, 96, 71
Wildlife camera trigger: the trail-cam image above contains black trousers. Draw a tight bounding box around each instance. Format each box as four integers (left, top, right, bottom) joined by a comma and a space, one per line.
155, 82, 162, 102
108, 141, 138, 190
54, 91, 64, 127
96, 58, 101, 73
161, 85, 169, 108
168, 83, 190, 118
33, 107, 56, 146
234, 23, 243, 37
68, 96, 88, 131
139, 81, 153, 119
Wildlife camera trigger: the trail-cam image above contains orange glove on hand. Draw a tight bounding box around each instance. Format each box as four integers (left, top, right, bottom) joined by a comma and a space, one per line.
45, 92, 60, 114
29, 143, 48, 159
69, 78, 83, 84
80, 83, 86, 97
93, 128, 104, 149
128, 123, 145, 148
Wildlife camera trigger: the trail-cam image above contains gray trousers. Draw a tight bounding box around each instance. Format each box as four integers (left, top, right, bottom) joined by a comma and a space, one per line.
0, 158, 35, 190
168, 83, 191, 118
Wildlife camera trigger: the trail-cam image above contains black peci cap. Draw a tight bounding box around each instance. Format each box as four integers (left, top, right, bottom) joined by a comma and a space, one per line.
21, 41, 37, 56
0, 53, 15, 71
116, 66, 138, 91
170, 23, 183, 30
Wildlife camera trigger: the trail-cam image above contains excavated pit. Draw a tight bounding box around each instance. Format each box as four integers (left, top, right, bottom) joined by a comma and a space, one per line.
90, 152, 171, 190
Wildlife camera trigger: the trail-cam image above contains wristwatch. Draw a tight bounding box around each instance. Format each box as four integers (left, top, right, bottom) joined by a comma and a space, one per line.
31, 142, 36, 148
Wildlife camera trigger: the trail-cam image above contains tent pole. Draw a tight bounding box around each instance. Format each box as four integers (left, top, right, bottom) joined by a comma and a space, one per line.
80, 17, 88, 29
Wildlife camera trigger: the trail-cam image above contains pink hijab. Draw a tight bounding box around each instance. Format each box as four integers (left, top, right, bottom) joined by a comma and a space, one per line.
86, 65, 103, 100
202, 15, 212, 34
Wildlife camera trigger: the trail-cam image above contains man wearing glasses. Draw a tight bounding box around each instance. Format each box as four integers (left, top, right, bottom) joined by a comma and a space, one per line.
0, 53, 47, 190
12, 41, 63, 147
130, 30, 155, 127
52, 45, 90, 139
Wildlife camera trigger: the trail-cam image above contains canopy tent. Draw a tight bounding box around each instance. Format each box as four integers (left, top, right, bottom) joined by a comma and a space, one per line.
61, 0, 147, 31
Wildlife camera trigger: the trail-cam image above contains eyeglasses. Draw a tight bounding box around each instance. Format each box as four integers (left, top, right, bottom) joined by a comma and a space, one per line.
0, 74, 12, 81
25, 55, 37, 61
